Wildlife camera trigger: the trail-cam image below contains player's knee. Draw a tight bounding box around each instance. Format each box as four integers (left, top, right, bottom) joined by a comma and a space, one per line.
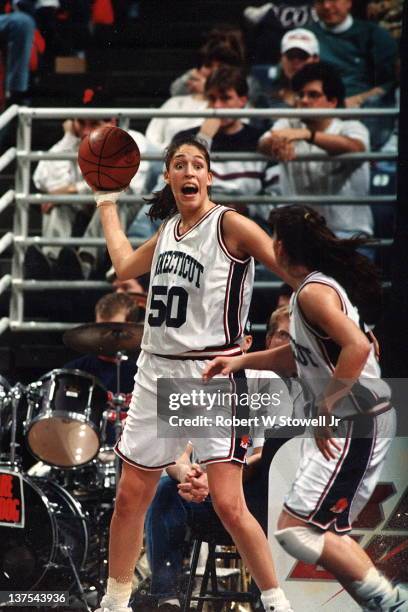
274, 525, 325, 564
212, 496, 245, 530
115, 476, 155, 517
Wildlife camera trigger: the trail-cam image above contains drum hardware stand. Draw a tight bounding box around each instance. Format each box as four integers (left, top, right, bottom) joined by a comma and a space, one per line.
59, 544, 92, 612
9, 384, 25, 467
0, 388, 9, 460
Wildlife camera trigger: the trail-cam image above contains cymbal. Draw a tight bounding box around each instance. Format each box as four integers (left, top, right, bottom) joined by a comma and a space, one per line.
63, 322, 144, 356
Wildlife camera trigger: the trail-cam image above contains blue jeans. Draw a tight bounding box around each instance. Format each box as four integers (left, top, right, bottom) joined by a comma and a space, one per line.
145, 475, 215, 599
0, 11, 35, 93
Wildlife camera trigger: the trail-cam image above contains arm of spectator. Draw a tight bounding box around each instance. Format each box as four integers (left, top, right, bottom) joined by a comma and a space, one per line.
306, 129, 366, 155
258, 119, 296, 161
197, 118, 222, 147
345, 86, 385, 107
186, 68, 207, 95
169, 70, 193, 96
264, 126, 365, 157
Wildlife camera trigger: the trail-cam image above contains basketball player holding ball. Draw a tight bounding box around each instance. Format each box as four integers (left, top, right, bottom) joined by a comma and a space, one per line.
87, 134, 294, 612
203, 206, 408, 612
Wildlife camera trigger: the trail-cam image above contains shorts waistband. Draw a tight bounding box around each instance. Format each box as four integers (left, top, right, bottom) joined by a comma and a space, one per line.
153, 344, 242, 361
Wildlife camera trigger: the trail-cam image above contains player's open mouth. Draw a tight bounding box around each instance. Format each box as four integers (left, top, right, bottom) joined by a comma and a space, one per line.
181, 185, 198, 195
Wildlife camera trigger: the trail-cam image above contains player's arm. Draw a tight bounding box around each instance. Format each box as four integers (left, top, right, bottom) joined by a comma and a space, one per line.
203, 343, 295, 380
96, 197, 159, 280
221, 210, 290, 281
298, 284, 371, 385
299, 284, 371, 460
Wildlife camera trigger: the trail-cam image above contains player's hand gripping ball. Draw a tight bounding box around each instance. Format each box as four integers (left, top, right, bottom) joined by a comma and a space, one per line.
78, 125, 140, 191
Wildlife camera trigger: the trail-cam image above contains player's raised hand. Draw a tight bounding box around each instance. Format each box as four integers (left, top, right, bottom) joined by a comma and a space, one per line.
202, 355, 245, 381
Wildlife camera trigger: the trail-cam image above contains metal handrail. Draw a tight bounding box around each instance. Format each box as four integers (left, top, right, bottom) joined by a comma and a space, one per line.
0, 104, 18, 130
0, 318, 10, 335
16, 193, 396, 205
21, 151, 397, 162
0, 190, 15, 215
0, 232, 13, 256
14, 236, 393, 248
15, 236, 145, 247
0, 275, 12, 296
18, 107, 399, 119
0, 148, 16, 172
1, 103, 398, 334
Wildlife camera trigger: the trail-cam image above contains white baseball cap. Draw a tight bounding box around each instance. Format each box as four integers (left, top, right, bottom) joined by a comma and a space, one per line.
281, 29, 320, 56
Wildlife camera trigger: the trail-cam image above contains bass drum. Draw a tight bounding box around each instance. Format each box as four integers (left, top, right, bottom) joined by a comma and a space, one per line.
0, 469, 88, 590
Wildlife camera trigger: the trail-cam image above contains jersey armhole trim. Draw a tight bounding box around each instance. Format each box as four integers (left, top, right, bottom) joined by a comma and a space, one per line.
296, 280, 348, 339
217, 209, 252, 264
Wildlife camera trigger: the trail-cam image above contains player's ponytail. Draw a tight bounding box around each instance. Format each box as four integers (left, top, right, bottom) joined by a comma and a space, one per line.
147, 135, 211, 221
268, 205, 382, 323
147, 184, 178, 221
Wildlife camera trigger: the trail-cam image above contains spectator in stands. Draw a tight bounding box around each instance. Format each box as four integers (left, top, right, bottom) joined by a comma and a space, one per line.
144, 85, 208, 153
258, 62, 373, 238
265, 304, 290, 349
129, 67, 268, 242
308, 0, 397, 110
170, 26, 246, 96
243, 1, 316, 66
108, 267, 148, 318
366, 0, 403, 40
64, 291, 139, 388
25, 86, 156, 280
264, 28, 320, 108
0, 0, 35, 106
165, 24, 262, 113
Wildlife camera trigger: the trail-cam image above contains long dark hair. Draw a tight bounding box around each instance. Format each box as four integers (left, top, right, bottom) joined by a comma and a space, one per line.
268, 206, 382, 323
146, 136, 211, 221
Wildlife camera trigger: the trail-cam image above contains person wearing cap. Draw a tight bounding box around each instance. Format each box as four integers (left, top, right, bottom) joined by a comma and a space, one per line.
25, 86, 157, 280
258, 61, 373, 239
277, 28, 320, 106
244, 2, 316, 66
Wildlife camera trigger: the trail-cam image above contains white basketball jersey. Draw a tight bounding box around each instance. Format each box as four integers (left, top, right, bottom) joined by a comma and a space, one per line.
289, 271, 390, 417
142, 205, 255, 356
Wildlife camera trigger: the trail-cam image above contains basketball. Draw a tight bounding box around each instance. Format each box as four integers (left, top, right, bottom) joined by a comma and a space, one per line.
78, 125, 141, 191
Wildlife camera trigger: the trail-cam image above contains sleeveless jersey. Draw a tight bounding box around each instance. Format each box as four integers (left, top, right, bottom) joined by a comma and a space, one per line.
289, 271, 390, 418
141, 205, 255, 356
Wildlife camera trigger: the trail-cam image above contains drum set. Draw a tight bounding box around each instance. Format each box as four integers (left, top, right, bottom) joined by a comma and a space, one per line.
0, 322, 144, 610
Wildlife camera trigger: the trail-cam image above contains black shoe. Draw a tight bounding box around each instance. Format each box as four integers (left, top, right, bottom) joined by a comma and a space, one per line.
56, 246, 85, 280
23, 245, 53, 279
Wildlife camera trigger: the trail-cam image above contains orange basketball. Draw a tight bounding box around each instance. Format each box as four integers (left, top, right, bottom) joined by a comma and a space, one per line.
78, 125, 140, 191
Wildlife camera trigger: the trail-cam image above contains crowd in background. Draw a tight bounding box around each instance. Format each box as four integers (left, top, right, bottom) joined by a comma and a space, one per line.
0, 0, 400, 307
